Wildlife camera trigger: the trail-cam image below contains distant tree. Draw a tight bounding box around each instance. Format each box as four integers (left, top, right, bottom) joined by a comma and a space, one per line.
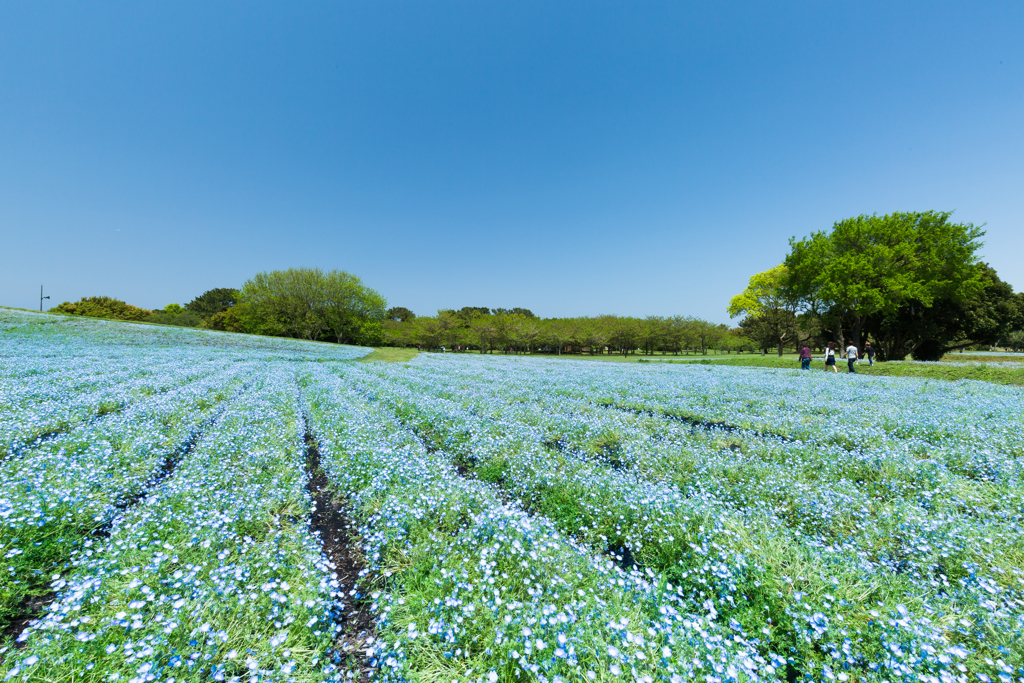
383, 319, 418, 348
52, 296, 153, 322
605, 316, 641, 356
1006, 330, 1024, 353
202, 307, 246, 333
866, 264, 1022, 360
689, 318, 728, 355
386, 307, 416, 322
728, 265, 798, 357
578, 318, 610, 355
239, 268, 386, 344
542, 318, 580, 355
186, 288, 239, 319
320, 270, 387, 344
470, 315, 499, 353
784, 211, 986, 356
150, 304, 203, 327
493, 307, 536, 318
638, 316, 665, 355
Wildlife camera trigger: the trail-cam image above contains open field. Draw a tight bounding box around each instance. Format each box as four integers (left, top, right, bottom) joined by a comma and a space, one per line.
358, 347, 420, 363
690, 354, 1024, 386
2, 309, 1023, 682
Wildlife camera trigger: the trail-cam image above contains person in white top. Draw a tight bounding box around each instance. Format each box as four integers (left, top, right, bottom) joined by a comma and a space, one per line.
824, 342, 838, 373
845, 341, 858, 373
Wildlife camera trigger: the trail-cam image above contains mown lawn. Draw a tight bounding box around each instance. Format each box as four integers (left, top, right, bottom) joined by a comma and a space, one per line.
682, 354, 1024, 386
357, 347, 420, 363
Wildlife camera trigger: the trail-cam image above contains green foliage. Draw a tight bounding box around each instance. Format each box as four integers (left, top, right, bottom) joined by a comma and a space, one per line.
728, 265, 799, 356
51, 296, 154, 322
384, 313, 731, 356
149, 305, 203, 327
239, 268, 387, 345
185, 288, 239, 319
201, 306, 246, 333
386, 306, 416, 322
783, 211, 991, 360
888, 264, 1022, 360
493, 307, 536, 317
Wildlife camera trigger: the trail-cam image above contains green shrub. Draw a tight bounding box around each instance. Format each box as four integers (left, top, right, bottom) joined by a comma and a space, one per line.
51, 296, 153, 321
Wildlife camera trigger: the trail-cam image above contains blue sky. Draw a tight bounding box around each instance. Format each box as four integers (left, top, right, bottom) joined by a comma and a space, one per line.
2, 2, 1022, 323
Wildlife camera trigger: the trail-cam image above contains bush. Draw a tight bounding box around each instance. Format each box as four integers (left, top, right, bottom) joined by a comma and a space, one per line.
149, 309, 204, 327
202, 307, 246, 333
51, 297, 153, 322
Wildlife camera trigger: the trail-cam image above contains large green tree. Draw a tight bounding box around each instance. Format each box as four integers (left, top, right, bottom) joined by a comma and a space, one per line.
185, 288, 239, 319
728, 265, 798, 356
239, 268, 386, 344
783, 211, 986, 358
866, 264, 1022, 360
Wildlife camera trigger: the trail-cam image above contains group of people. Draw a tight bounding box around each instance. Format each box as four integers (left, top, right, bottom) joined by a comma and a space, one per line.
799, 341, 875, 373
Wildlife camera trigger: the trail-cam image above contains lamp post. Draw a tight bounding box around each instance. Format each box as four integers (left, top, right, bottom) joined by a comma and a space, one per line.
40, 285, 50, 312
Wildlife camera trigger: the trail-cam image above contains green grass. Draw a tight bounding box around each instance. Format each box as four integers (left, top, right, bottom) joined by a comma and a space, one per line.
0, 305, 46, 313
450, 349, 763, 363
687, 354, 1024, 386
357, 347, 420, 363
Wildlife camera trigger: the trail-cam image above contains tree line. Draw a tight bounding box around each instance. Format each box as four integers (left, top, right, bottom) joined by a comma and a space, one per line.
382, 308, 741, 356
730, 211, 1024, 360
47, 211, 1024, 359
50, 268, 389, 346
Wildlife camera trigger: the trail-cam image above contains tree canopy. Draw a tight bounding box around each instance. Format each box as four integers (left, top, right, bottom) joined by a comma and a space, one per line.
386, 307, 416, 322
52, 296, 154, 322
728, 265, 798, 356
185, 288, 239, 319
239, 268, 387, 344
384, 312, 733, 356
782, 211, 992, 359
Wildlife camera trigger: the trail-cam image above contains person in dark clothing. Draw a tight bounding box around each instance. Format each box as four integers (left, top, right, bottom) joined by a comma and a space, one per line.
799, 345, 812, 370
864, 342, 875, 366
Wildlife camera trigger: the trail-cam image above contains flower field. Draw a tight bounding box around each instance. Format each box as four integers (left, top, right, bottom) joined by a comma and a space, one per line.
1, 309, 1023, 682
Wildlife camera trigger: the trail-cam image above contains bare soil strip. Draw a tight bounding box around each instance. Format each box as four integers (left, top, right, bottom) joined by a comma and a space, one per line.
602, 402, 794, 442
303, 430, 376, 682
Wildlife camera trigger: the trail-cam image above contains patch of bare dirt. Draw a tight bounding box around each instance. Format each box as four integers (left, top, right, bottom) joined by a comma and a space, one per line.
305, 431, 376, 682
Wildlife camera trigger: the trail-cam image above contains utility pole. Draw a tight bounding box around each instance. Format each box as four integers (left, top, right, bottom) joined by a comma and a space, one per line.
40, 285, 50, 312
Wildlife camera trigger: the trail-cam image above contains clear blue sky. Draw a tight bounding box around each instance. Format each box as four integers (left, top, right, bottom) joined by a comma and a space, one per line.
2, 2, 1022, 323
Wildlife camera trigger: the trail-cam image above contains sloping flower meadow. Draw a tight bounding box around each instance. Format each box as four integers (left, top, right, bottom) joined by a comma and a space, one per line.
1, 308, 1022, 682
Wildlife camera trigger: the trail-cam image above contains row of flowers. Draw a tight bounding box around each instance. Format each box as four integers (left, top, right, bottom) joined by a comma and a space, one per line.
0, 363, 248, 636
349, 355, 1023, 681
301, 363, 783, 683
2, 367, 349, 682
0, 308, 372, 461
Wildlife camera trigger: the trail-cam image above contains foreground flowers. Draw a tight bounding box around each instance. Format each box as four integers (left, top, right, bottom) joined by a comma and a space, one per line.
1, 309, 1022, 682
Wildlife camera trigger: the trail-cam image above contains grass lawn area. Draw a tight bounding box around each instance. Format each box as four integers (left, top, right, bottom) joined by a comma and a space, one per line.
691, 354, 1024, 386
357, 347, 421, 363
451, 349, 763, 363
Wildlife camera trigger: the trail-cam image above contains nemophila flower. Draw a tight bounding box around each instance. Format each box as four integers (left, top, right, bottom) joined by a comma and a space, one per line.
4, 309, 1024, 683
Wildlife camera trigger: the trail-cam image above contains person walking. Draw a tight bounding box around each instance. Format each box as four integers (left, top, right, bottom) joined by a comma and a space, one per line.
799, 345, 812, 370
864, 342, 875, 366
824, 342, 838, 372
845, 340, 858, 373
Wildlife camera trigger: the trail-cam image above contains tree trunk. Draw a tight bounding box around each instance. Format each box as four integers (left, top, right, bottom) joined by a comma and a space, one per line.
834, 320, 844, 348
852, 316, 863, 351
777, 341, 784, 357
